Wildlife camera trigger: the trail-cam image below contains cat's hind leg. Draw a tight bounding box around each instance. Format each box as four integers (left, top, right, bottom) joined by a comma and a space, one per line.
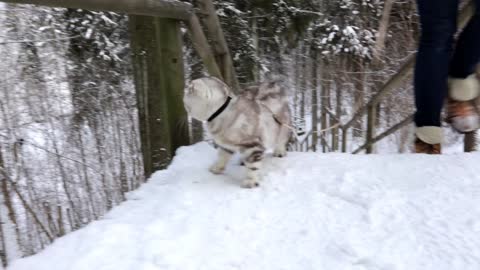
240, 143, 265, 188
209, 147, 233, 174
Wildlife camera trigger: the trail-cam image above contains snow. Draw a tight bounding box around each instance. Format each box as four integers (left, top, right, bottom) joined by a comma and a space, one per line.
84, 28, 93, 39
8, 142, 480, 270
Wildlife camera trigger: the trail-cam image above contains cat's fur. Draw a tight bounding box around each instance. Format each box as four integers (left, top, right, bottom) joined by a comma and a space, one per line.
183, 77, 292, 188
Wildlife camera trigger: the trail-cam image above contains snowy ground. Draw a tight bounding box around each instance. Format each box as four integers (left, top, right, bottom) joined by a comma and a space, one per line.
8, 142, 480, 270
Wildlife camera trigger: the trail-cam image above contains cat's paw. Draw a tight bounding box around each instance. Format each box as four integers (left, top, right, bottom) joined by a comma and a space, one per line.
209, 164, 225, 175
273, 149, 287, 158
241, 179, 260, 188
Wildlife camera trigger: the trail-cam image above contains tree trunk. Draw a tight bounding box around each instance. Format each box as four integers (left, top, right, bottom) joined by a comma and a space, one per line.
311, 51, 319, 152
320, 62, 329, 152
293, 48, 302, 118
327, 84, 333, 152
0, 207, 7, 268
1, 170, 53, 243
352, 59, 365, 138
251, 8, 260, 82
0, 146, 20, 250
0, 147, 9, 268
92, 122, 112, 210
57, 206, 65, 237
300, 45, 308, 120
373, 0, 395, 62
76, 132, 97, 221
333, 80, 342, 151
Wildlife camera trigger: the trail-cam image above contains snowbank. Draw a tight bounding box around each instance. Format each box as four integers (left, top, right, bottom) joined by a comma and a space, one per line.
8, 143, 480, 270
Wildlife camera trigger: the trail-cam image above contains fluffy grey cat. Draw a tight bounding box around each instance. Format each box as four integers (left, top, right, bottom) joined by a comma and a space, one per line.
183, 77, 292, 188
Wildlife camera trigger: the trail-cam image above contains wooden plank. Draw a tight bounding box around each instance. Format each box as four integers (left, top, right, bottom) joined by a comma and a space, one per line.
196, 0, 240, 92
1, 0, 193, 19
365, 105, 376, 154
186, 14, 223, 80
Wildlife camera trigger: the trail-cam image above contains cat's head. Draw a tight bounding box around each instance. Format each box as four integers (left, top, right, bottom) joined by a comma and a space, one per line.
184, 77, 233, 121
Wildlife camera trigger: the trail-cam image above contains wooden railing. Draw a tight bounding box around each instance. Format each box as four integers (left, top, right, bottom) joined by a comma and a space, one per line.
292, 130, 313, 152
294, 1, 477, 154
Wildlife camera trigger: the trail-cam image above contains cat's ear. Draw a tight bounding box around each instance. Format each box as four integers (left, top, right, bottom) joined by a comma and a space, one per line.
190, 78, 210, 97
221, 84, 234, 97
207, 76, 233, 97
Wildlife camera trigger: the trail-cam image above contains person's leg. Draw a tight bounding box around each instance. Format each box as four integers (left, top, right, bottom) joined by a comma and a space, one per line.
449, 0, 480, 79
446, 1, 480, 133
415, 0, 459, 127
414, 0, 459, 150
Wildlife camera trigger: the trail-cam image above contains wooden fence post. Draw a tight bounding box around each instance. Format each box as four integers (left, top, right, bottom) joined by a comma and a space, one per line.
341, 127, 348, 153
366, 105, 376, 154
130, 16, 189, 178
464, 132, 476, 152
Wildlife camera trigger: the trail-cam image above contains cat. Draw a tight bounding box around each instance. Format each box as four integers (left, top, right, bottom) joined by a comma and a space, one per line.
183, 76, 292, 188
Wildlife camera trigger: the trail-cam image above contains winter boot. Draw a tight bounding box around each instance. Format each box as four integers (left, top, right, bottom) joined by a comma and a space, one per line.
446, 74, 480, 133
415, 126, 442, 154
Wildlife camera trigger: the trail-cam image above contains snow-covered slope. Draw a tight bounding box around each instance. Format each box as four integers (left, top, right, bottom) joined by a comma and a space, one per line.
8, 143, 480, 270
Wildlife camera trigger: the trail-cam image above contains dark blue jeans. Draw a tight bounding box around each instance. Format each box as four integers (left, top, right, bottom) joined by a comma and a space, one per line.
415, 0, 480, 127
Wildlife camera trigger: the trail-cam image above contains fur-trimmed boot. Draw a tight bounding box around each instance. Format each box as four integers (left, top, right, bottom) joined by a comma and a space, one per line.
446, 74, 480, 133
415, 126, 442, 154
